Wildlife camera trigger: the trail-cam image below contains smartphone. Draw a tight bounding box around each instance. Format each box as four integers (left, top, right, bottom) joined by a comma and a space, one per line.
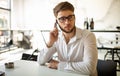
54, 20, 58, 28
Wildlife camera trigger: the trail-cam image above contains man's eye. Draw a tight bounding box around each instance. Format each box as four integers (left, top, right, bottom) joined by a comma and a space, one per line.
68, 16, 72, 19
60, 17, 66, 20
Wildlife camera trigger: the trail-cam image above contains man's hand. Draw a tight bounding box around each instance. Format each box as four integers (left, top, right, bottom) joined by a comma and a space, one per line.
47, 23, 58, 48
47, 59, 59, 69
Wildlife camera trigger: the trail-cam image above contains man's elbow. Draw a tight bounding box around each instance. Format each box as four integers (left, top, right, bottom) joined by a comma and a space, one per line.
86, 64, 97, 75
37, 57, 46, 65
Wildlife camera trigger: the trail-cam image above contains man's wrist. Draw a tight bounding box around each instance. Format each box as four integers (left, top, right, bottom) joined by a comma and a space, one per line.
48, 59, 52, 63
46, 43, 53, 48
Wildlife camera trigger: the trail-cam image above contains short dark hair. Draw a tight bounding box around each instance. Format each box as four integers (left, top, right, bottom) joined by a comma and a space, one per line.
53, 1, 74, 17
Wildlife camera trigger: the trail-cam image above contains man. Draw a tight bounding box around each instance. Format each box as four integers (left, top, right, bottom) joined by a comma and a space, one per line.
38, 1, 98, 76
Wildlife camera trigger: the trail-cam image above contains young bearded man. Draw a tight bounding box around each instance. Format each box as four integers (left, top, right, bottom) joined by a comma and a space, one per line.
38, 1, 98, 76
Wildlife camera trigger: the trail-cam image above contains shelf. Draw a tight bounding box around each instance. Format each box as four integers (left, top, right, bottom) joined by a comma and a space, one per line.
0, 28, 10, 30
91, 30, 120, 32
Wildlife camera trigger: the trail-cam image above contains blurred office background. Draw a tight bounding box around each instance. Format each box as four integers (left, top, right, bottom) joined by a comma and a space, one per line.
0, 0, 120, 71
10, 0, 120, 49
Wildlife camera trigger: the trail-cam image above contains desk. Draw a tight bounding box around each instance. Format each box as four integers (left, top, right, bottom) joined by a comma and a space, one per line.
0, 60, 88, 76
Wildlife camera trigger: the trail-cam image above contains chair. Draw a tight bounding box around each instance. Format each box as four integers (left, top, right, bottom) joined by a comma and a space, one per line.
21, 53, 38, 61
97, 59, 117, 76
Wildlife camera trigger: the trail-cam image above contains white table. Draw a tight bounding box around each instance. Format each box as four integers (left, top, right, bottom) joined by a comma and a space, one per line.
0, 60, 88, 76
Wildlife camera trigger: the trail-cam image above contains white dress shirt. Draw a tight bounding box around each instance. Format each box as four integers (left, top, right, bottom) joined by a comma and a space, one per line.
38, 27, 98, 76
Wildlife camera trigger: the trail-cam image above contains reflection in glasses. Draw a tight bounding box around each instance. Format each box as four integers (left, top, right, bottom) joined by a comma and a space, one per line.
58, 14, 75, 23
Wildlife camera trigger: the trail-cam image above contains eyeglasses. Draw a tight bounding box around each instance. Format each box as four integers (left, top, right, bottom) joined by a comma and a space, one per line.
58, 14, 75, 23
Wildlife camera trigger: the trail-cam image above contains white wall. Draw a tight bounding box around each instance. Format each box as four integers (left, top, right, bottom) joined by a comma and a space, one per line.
11, 0, 120, 49
11, 0, 120, 30
11, 0, 25, 30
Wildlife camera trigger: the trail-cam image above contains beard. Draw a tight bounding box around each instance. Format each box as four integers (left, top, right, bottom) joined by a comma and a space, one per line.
58, 24, 76, 33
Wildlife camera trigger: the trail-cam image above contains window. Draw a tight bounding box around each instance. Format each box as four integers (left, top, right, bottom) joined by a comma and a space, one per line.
0, 0, 11, 51
0, 0, 10, 29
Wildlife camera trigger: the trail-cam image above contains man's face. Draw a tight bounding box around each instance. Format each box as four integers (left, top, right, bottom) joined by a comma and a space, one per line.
56, 10, 75, 33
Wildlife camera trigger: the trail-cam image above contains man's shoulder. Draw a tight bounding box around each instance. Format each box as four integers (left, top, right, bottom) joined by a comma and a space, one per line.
76, 27, 89, 31
83, 29, 91, 33
78, 29, 94, 38
76, 27, 92, 34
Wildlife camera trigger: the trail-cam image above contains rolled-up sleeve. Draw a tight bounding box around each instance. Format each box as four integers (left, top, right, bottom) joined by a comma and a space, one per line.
37, 45, 56, 65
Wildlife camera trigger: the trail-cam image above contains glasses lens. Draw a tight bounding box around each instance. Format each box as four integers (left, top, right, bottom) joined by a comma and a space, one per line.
67, 15, 74, 21
58, 15, 75, 23
59, 17, 66, 23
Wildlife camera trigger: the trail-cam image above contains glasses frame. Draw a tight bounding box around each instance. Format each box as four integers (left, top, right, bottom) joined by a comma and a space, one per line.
58, 14, 75, 23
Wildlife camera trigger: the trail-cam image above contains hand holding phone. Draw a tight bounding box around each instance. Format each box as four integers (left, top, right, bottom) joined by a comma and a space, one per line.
53, 21, 58, 36
47, 21, 59, 48
54, 20, 58, 28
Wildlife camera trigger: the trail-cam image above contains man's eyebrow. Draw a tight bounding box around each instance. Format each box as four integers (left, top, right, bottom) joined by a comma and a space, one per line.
58, 14, 74, 18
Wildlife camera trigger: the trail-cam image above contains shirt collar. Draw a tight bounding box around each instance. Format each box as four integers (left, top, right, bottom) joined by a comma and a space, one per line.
75, 27, 83, 40
60, 27, 83, 42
